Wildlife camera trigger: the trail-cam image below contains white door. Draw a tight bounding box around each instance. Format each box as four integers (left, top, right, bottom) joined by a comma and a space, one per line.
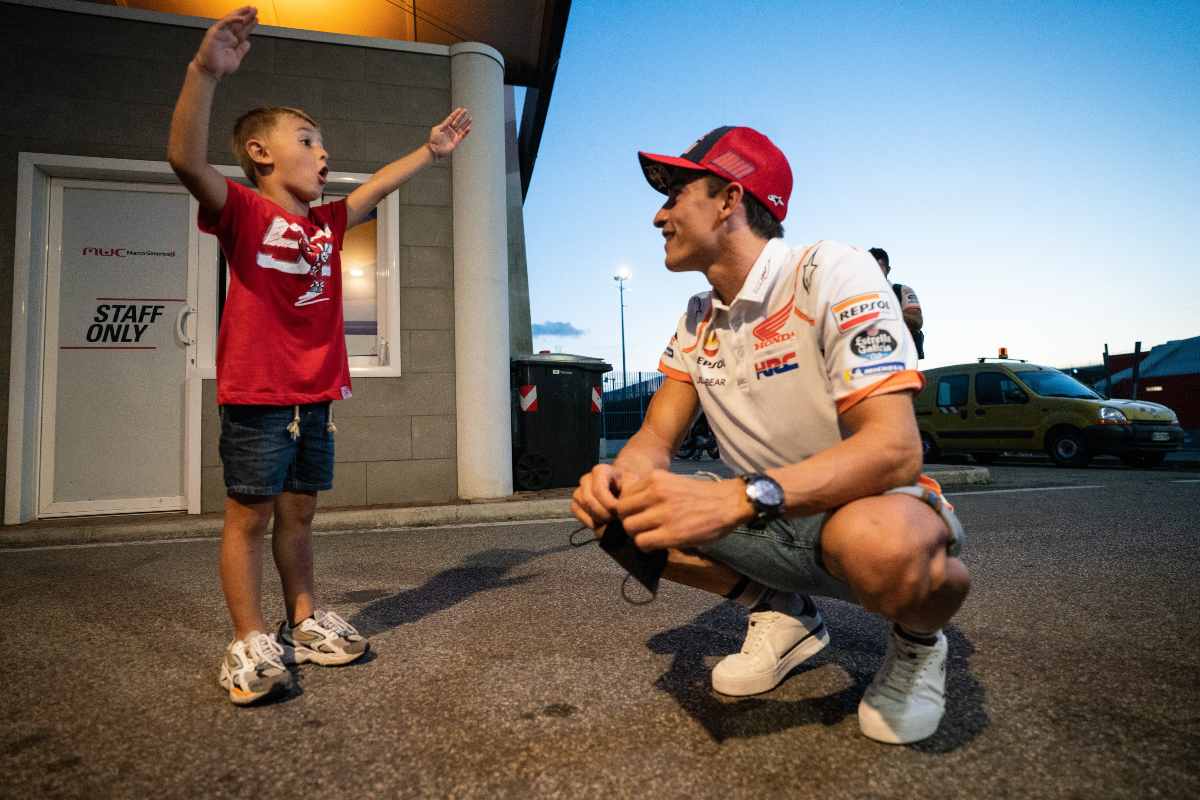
39, 180, 199, 517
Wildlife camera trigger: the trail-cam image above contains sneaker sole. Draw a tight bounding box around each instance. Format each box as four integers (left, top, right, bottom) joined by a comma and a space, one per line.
857, 701, 943, 744
219, 671, 291, 706
284, 642, 369, 666
712, 623, 830, 697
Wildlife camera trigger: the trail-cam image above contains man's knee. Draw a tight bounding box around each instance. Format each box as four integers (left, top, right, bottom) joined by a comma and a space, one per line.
822, 495, 954, 617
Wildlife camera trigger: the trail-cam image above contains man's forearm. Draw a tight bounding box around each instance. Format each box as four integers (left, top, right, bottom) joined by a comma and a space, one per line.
612, 427, 674, 478
765, 424, 922, 519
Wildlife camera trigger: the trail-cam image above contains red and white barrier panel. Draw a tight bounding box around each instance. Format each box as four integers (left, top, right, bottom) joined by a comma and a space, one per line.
519, 384, 538, 412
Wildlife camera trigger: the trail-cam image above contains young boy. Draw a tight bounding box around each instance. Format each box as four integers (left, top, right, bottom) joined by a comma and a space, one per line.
167, 6, 472, 705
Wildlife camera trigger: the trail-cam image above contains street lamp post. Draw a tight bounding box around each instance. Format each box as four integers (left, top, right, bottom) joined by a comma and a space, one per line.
614, 266, 631, 387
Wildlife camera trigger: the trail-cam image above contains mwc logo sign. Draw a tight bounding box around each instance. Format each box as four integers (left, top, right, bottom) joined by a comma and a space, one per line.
81, 247, 176, 258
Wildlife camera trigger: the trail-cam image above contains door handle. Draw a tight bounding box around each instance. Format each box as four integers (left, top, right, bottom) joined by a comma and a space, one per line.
175, 305, 196, 346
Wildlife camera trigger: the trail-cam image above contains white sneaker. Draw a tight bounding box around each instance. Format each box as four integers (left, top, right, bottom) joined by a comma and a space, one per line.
217, 631, 292, 706
278, 609, 369, 666
712, 594, 830, 696
858, 627, 948, 744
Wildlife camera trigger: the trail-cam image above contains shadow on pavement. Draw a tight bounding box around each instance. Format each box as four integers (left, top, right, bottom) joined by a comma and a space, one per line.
345, 545, 571, 636
647, 601, 988, 750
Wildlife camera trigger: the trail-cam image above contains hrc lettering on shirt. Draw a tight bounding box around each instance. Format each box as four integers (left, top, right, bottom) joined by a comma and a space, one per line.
756, 351, 798, 380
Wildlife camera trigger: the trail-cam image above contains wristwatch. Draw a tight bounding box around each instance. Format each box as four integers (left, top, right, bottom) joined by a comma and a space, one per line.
740, 473, 784, 529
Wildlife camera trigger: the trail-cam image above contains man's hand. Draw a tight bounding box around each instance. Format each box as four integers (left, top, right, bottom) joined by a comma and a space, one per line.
617, 471, 753, 551
571, 463, 625, 533
193, 6, 257, 80
428, 108, 473, 159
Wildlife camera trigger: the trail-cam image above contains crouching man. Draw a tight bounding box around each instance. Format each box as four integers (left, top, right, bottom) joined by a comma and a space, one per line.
571, 126, 969, 744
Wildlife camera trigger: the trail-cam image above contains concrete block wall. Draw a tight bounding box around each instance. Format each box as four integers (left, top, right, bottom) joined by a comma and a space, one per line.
0, 3, 461, 517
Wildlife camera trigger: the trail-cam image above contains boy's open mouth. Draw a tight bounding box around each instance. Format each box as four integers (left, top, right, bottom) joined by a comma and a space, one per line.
318, 166, 329, 183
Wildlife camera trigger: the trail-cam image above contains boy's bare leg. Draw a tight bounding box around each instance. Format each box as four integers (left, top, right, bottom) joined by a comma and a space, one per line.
220, 495, 274, 640
273, 490, 317, 625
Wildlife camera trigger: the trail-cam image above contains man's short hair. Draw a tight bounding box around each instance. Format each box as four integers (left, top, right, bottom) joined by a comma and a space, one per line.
231, 106, 319, 184
703, 175, 784, 240
868, 247, 890, 268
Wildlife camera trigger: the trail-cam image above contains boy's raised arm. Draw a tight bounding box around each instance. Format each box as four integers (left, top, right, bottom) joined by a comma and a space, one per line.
168, 6, 258, 213
345, 107, 472, 228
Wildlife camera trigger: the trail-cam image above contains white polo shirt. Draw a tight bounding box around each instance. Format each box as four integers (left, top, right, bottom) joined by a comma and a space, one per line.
658, 238, 924, 475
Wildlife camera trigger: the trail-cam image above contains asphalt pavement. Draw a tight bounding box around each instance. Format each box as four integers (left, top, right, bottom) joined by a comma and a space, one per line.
2, 462, 1198, 798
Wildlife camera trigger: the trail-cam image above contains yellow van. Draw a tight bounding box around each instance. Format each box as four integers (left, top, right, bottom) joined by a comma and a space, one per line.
914, 357, 1184, 467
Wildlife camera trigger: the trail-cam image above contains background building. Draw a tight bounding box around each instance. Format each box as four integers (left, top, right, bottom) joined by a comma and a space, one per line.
2, 0, 570, 523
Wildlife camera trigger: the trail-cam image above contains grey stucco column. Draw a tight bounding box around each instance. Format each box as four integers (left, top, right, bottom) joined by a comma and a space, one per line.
450, 42, 512, 498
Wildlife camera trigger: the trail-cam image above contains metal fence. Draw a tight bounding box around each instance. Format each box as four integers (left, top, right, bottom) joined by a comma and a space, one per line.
601, 371, 664, 440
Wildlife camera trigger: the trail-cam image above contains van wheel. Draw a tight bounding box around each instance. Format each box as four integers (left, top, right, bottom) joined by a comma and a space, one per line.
971, 453, 997, 465
920, 433, 940, 462
1048, 429, 1091, 467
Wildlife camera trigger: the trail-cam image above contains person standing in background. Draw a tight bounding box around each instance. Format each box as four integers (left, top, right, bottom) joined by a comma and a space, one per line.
870, 248, 924, 359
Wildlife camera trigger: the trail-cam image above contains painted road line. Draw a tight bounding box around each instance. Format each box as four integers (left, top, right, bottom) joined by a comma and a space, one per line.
946, 485, 1103, 497
1169, 479, 1200, 484
0, 517, 579, 554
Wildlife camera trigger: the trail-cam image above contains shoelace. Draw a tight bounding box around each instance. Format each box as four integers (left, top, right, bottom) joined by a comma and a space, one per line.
874, 641, 931, 701
247, 632, 286, 672
740, 610, 779, 655
315, 609, 358, 639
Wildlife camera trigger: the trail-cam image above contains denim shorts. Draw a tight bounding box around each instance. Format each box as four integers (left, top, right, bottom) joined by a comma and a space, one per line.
220, 404, 334, 496
696, 485, 965, 604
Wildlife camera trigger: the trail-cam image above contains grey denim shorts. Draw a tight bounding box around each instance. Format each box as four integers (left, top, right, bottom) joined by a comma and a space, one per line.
696, 484, 965, 604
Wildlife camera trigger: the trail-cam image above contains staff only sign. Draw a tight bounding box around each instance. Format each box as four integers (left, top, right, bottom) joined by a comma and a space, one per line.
86, 302, 167, 344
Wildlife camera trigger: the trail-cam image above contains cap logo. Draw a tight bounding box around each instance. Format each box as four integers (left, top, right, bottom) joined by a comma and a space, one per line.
708, 150, 756, 179
767, 194, 785, 207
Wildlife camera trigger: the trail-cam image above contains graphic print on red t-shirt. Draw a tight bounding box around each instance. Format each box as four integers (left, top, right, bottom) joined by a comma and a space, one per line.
257, 215, 336, 307
199, 179, 352, 406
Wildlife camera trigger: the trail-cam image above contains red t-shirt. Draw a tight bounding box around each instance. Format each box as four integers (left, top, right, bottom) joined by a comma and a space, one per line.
199, 179, 353, 405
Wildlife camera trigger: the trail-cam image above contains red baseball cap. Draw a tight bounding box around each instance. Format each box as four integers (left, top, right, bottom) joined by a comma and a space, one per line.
638, 126, 793, 221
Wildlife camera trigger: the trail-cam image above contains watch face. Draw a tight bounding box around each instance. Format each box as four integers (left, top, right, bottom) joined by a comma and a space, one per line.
747, 477, 784, 508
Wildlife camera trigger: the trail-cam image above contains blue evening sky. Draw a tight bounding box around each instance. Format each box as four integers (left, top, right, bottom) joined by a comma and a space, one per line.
521, 0, 1199, 377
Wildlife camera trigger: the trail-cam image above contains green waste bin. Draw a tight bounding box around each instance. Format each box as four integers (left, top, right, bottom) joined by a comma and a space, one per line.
511, 353, 612, 490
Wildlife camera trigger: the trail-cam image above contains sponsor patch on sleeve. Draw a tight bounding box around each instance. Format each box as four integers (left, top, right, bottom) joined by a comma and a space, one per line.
843, 360, 906, 382
849, 325, 899, 361
830, 292, 899, 333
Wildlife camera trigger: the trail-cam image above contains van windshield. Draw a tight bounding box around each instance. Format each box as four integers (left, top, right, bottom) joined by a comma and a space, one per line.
1017, 370, 1101, 399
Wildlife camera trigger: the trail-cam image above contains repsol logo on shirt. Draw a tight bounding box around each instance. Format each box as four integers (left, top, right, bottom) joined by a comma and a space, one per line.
755, 351, 798, 380
850, 326, 898, 360
831, 292, 896, 332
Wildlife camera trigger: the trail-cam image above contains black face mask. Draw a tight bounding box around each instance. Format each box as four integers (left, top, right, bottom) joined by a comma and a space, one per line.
571, 517, 667, 605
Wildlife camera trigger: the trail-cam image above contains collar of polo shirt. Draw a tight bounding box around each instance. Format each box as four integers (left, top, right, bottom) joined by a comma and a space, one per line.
710, 238, 791, 312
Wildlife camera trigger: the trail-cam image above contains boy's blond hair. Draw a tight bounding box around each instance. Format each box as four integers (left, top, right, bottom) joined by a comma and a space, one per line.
231, 106, 319, 184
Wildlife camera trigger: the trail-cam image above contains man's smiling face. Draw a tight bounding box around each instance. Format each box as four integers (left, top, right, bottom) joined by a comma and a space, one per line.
653, 171, 723, 272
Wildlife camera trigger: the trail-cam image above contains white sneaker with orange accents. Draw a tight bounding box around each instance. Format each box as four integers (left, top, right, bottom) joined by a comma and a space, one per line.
217, 631, 292, 706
